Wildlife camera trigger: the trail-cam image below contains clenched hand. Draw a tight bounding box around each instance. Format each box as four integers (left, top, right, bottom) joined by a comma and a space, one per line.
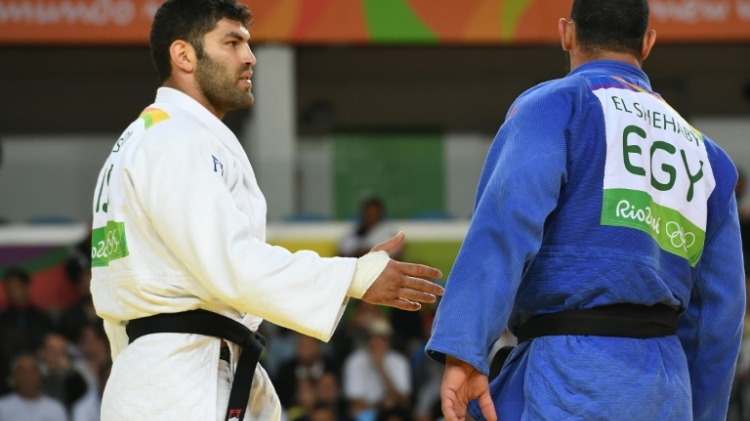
442, 356, 496, 421
361, 232, 444, 311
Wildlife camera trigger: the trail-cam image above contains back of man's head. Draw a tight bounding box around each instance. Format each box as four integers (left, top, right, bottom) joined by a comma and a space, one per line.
571, 0, 649, 58
150, 0, 252, 84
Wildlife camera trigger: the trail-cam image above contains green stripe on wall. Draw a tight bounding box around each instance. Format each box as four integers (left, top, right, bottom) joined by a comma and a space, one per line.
501, 0, 535, 42
402, 240, 460, 283
333, 133, 445, 220
0, 248, 71, 276
364, 0, 437, 43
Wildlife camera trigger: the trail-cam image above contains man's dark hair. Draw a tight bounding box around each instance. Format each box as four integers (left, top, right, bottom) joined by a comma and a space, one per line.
2, 267, 30, 285
150, 0, 252, 84
571, 0, 649, 58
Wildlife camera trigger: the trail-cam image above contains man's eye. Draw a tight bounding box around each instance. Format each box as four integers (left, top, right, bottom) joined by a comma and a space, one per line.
228, 41, 237, 46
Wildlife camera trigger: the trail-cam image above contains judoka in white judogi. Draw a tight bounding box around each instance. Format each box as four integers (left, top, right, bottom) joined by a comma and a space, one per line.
91, 87, 404, 421
91, 3, 442, 419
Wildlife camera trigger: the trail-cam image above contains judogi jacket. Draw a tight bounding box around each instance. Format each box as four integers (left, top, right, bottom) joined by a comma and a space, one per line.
91, 87, 386, 421
426, 60, 745, 421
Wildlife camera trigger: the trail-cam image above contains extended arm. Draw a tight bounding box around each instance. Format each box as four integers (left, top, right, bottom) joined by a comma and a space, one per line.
128, 137, 440, 341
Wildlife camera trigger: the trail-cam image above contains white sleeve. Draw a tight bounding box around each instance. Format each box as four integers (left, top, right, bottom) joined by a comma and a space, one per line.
126, 134, 357, 341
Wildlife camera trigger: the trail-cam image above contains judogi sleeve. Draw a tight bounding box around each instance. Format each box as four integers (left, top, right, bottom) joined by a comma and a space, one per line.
677, 179, 744, 421
126, 132, 357, 342
425, 90, 571, 374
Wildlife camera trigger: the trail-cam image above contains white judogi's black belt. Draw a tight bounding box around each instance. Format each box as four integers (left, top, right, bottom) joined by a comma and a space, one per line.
126, 310, 266, 421
489, 303, 677, 381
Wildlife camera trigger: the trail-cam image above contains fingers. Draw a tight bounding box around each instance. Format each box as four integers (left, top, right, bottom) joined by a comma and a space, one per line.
391, 297, 421, 311
361, 257, 444, 311
478, 389, 497, 421
397, 261, 443, 280
401, 274, 445, 296
441, 392, 465, 421
371, 231, 405, 254
398, 282, 439, 303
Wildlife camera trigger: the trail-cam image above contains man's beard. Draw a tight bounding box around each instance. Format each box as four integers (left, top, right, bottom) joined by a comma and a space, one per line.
195, 53, 253, 114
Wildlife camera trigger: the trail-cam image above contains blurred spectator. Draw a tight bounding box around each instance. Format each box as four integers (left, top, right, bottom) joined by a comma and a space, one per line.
737, 170, 750, 278
308, 402, 338, 421
59, 237, 100, 343
411, 300, 445, 421
729, 170, 750, 420
71, 361, 110, 421
388, 307, 425, 357
37, 333, 88, 413
729, 170, 750, 419
0, 268, 54, 355
0, 268, 54, 396
286, 377, 317, 421
412, 356, 442, 421
74, 325, 110, 393
315, 371, 352, 421
338, 197, 400, 259
375, 407, 411, 421
0, 354, 68, 421
343, 319, 411, 419
275, 334, 338, 408
346, 301, 389, 350
261, 325, 298, 379
729, 285, 750, 421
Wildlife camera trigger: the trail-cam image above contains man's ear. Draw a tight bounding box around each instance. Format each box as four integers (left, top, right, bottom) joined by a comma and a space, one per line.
558, 18, 575, 51
169, 40, 198, 75
641, 29, 657, 61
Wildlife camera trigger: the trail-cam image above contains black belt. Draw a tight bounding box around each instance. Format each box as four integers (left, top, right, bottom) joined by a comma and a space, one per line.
489, 304, 677, 381
126, 310, 266, 421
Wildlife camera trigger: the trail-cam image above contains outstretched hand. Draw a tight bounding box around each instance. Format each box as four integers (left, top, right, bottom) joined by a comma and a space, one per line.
442, 356, 496, 421
361, 232, 444, 311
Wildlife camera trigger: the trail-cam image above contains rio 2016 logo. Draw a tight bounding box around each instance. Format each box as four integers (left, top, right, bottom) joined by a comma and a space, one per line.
92, 228, 121, 259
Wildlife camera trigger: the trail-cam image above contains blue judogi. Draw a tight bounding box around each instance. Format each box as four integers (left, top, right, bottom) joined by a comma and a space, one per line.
426, 60, 744, 420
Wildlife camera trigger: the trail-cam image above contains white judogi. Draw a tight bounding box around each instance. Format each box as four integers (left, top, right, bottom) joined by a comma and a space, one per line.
91, 87, 388, 421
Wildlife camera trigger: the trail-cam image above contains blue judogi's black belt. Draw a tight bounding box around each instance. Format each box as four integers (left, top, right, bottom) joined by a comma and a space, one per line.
126, 310, 266, 421
489, 303, 678, 381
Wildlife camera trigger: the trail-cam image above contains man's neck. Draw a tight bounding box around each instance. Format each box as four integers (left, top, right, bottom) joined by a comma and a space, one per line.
569, 50, 641, 72
161, 81, 225, 120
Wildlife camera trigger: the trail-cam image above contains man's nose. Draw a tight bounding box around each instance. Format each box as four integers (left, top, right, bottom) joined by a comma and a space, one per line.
244, 46, 257, 67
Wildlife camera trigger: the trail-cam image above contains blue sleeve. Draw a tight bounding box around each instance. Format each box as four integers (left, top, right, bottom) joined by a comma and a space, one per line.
677, 194, 745, 421
425, 90, 570, 374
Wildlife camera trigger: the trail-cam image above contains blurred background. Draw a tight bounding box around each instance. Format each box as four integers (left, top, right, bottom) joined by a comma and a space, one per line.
1, 0, 750, 420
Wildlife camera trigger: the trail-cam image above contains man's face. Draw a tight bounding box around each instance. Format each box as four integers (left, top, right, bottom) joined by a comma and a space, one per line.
41, 334, 69, 372
296, 334, 321, 365
363, 203, 383, 228
3, 276, 29, 306
13, 356, 40, 398
310, 407, 336, 421
195, 18, 256, 114
316, 373, 340, 403
367, 334, 390, 357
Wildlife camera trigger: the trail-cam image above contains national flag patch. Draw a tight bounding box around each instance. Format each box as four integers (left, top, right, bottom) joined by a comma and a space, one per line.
139, 108, 170, 129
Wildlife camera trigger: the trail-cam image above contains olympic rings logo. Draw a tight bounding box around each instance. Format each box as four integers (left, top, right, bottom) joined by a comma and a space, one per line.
105, 229, 121, 254
665, 221, 695, 251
